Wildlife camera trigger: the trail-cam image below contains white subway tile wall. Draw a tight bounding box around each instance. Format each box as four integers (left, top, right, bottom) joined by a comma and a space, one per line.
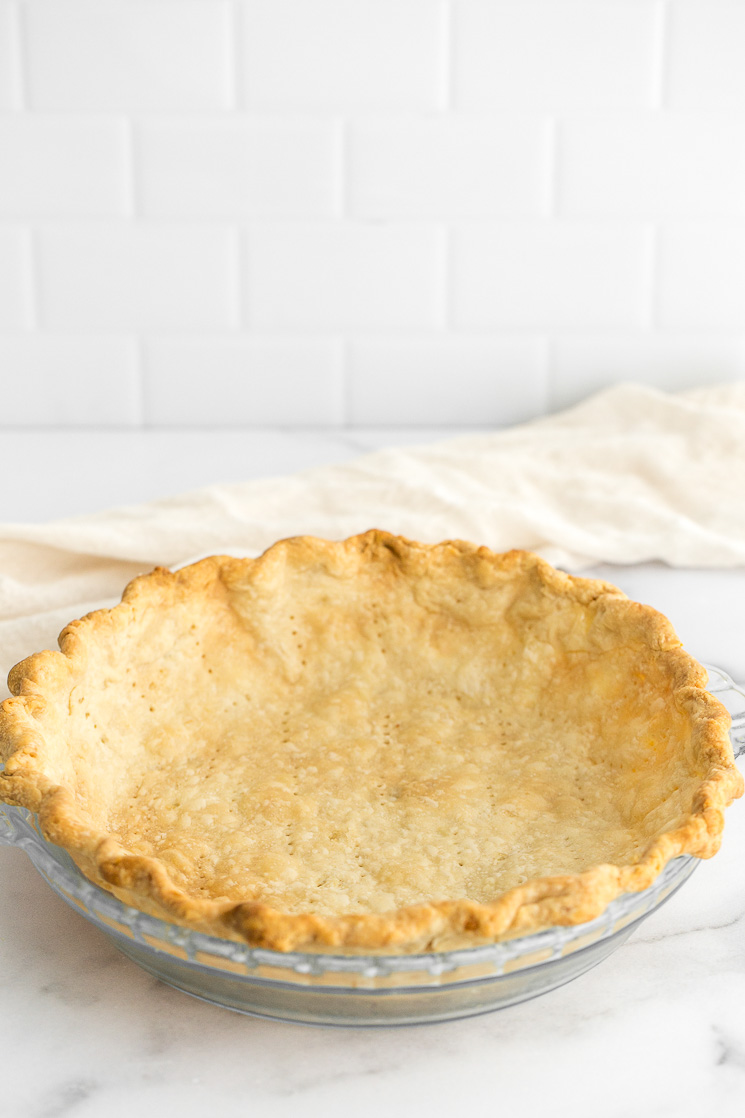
0, 337, 139, 423
667, 1, 745, 108
452, 224, 651, 330
240, 0, 446, 111
144, 339, 344, 426
138, 119, 341, 219
551, 336, 745, 409
0, 3, 21, 110
0, 118, 128, 216
38, 227, 240, 330
657, 225, 745, 329
452, 1, 660, 111
558, 115, 745, 218
347, 339, 548, 426
245, 224, 445, 330
0, 0, 743, 427
348, 117, 549, 218
24, 1, 234, 111
0, 230, 33, 329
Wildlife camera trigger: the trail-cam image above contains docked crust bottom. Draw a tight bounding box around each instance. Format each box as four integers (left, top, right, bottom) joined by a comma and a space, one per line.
1, 532, 742, 952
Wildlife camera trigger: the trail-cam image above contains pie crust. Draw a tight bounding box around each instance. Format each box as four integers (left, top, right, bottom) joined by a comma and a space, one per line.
0, 531, 742, 953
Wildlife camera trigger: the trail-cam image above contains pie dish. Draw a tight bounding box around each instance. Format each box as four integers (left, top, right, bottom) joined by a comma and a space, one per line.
0, 531, 742, 956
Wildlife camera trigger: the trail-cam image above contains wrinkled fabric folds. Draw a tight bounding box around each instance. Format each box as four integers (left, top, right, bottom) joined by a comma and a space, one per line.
1, 382, 743, 681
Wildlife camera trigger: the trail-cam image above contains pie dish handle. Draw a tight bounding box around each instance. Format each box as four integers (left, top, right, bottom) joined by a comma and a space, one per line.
731, 716, 745, 760
704, 664, 745, 760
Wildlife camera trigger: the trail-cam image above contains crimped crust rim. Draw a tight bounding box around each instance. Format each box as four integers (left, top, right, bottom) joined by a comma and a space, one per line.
0, 531, 742, 953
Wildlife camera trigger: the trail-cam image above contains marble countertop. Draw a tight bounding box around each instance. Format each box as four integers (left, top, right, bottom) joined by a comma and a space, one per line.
1, 428, 744, 1118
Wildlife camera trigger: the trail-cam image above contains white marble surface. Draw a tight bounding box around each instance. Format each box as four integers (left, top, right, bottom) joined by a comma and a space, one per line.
1, 429, 744, 1118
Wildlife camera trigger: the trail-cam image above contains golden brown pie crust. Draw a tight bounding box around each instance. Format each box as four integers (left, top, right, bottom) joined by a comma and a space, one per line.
0, 531, 742, 953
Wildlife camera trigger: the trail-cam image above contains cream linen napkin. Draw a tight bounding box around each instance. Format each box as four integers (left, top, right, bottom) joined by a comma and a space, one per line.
1, 382, 744, 681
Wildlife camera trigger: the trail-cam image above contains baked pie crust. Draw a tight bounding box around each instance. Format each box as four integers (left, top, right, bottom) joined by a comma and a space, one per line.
0, 531, 742, 953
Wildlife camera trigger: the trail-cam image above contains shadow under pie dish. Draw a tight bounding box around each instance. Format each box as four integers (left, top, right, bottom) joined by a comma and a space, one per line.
0, 531, 741, 959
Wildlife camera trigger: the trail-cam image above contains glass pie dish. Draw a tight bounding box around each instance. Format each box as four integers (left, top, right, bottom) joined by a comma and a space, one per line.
1, 664, 743, 1028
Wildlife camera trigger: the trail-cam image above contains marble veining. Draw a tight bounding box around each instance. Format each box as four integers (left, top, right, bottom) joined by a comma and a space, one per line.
36, 1080, 100, 1118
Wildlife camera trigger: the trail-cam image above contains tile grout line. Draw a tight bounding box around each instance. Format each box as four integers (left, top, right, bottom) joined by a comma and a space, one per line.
340, 336, 351, 427
22, 225, 40, 331
643, 223, 660, 331
11, 0, 28, 110
440, 0, 453, 111
122, 116, 138, 219
235, 225, 248, 331
543, 116, 559, 220
439, 224, 453, 331
335, 117, 349, 220
651, 0, 670, 111
543, 337, 557, 415
228, 0, 241, 110
11, 0, 37, 340
134, 336, 147, 428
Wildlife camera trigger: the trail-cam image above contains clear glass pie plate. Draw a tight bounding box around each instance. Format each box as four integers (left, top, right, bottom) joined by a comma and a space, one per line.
2, 665, 743, 1028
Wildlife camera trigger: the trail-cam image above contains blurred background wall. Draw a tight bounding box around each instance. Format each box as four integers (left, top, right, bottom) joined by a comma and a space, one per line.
1, 0, 744, 429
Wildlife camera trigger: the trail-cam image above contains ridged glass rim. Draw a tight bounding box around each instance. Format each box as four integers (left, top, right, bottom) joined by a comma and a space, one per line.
1, 663, 743, 981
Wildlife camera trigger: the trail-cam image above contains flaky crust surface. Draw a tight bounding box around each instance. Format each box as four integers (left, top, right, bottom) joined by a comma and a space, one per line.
1, 531, 742, 953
